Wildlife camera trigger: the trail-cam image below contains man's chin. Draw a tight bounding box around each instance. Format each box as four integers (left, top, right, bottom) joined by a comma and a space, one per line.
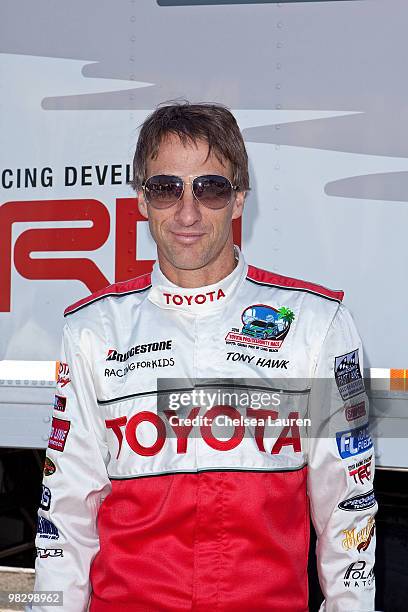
162, 245, 210, 272
167, 254, 208, 271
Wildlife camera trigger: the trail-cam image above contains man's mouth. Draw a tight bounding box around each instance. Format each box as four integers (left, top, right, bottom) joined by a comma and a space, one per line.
171, 232, 205, 244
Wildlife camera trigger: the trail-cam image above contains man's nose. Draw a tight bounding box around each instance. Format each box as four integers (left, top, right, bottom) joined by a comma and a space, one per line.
173, 182, 202, 225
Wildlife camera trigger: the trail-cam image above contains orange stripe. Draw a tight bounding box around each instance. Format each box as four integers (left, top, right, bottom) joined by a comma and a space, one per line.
390, 369, 405, 391
55, 361, 60, 382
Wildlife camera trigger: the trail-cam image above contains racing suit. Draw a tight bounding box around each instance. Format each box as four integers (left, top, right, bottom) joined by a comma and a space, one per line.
32, 247, 376, 612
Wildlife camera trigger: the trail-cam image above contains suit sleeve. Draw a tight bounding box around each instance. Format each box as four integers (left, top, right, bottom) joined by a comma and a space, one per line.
307, 303, 377, 612
31, 321, 112, 612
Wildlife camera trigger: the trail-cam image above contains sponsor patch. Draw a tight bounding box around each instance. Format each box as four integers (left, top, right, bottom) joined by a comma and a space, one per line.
226, 304, 294, 352
334, 349, 365, 400
48, 418, 71, 452
338, 490, 376, 512
336, 424, 373, 459
105, 407, 303, 460
53, 395, 66, 412
37, 516, 59, 540
348, 455, 372, 484
163, 288, 225, 307
57, 362, 71, 387
342, 516, 375, 552
36, 548, 63, 558
105, 357, 175, 377
106, 340, 172, 363
343, 561, 375, 588
40, 485, 51, 511
345, 401, 366, 422
43, 456, 56, 476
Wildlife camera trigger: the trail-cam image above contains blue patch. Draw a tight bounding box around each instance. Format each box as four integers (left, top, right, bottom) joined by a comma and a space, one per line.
336, 424, 373, 459
338, 490, 376, 511
40, 485, 51, 511
37, 516, 59, 540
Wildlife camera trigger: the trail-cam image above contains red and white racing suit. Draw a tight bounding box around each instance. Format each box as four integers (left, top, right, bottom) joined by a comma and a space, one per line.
32, 247, 376, 612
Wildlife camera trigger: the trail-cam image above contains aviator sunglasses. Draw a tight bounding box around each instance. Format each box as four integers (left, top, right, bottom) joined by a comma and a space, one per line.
142, 174, 239, 210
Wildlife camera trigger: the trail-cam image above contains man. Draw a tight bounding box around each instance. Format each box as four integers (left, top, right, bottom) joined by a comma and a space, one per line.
33, 102, 376, 611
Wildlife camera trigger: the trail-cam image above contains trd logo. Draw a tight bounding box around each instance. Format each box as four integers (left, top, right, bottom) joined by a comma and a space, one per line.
0, 198, 242, 312
348, 455, 372, 485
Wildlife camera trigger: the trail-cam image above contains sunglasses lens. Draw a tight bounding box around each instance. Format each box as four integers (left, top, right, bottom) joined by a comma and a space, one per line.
193, 175, 233, 209
144, 175, 183, 208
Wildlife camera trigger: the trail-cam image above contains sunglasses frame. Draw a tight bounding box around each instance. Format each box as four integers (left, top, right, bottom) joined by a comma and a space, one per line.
141, 174, 239, 209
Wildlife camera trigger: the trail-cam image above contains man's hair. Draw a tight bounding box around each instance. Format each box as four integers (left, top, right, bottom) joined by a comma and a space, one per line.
131, 101, 250, 193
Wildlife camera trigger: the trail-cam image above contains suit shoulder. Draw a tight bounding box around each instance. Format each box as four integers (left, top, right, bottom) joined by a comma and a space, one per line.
246, 264, 344, 303
64, 273, 152, 317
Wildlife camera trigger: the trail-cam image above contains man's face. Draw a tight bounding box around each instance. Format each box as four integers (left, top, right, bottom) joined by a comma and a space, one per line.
137, 133, 245, 273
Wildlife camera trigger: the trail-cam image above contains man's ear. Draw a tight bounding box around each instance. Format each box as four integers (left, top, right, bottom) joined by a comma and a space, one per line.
231, 190, 245, 220
137, 191, 148, 219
